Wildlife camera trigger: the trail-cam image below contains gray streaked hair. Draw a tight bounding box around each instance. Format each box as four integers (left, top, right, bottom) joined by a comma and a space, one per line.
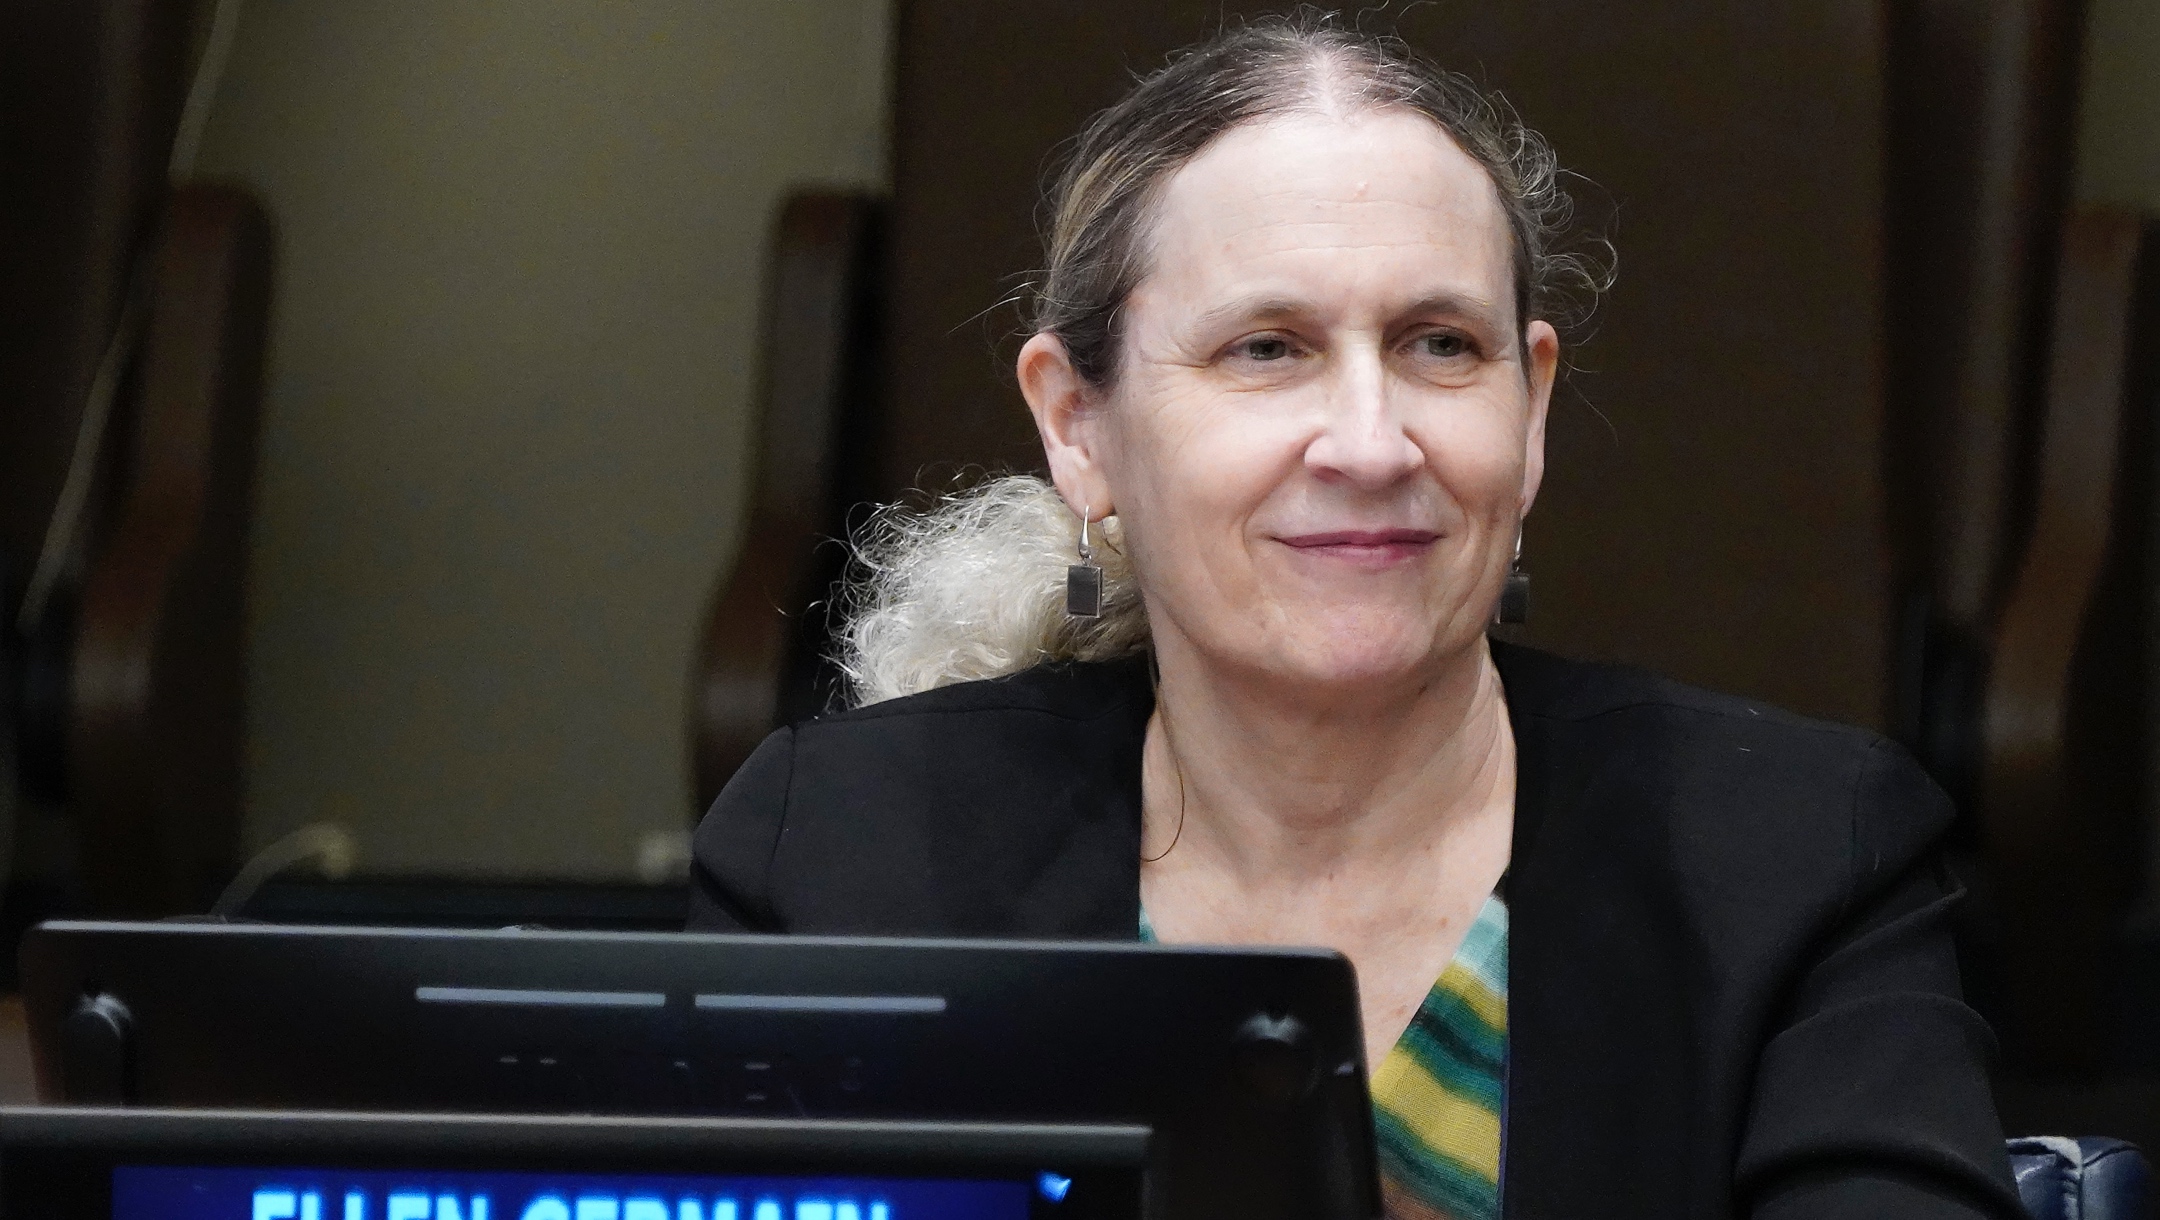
835, 475, 1148, 706
834, 13, 1605, 707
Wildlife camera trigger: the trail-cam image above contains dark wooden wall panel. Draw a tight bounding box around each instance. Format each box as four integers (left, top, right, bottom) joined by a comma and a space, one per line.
884, 1, 1889, 727
0, 0, 195, 586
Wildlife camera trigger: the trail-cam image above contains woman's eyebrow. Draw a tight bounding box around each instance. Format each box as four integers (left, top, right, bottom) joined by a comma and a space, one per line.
1188, 295, 1309, 334
1186, 290, 1507, 336
1398, 291, 1505, 327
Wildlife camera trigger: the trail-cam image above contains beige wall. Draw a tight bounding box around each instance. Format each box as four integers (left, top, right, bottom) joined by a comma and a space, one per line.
2077, 0, 2160, 211
199, 2, 891, 879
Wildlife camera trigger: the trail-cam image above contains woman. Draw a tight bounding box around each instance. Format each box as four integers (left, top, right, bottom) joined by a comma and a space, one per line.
691, 17, 2021, 1220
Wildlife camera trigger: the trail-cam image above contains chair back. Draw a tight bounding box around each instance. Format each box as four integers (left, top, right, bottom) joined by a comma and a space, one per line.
1, 0, 273, 916
689, 193, 881, 811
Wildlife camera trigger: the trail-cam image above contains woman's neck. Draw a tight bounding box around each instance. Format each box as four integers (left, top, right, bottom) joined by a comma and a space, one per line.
1141, 633, 1514, 887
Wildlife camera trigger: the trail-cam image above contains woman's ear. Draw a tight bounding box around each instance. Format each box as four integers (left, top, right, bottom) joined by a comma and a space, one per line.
1019, 331, 1116, 519
1518, 319, 1559, 516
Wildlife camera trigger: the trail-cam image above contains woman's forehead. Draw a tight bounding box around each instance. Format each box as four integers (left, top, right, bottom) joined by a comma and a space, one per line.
1138, 109, 1514, 320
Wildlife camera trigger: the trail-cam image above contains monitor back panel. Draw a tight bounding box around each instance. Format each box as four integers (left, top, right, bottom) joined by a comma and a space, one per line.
22, 925, 1377, 1220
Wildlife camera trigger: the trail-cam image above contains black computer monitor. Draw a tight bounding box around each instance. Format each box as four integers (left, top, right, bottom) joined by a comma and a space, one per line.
21, 923, 1377, 1220
0, 1106, 1146, 1220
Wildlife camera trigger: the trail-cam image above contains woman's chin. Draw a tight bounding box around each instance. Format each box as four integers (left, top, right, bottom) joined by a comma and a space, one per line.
1242, 627, 1468, 695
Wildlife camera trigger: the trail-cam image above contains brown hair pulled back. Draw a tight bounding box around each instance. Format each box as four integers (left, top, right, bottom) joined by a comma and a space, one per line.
1031, 12, 1605, 387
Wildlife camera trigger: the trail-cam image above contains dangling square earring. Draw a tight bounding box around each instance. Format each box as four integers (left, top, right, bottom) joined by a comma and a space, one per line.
1494, 531, 1530, 626
1067, 505, 1103, 619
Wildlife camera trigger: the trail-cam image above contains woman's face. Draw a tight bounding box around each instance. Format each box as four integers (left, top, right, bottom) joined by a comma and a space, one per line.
1025, 109, 1558, 694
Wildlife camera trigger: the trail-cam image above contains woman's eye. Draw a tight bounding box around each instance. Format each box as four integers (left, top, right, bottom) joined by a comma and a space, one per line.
1419, 332, 1470, 359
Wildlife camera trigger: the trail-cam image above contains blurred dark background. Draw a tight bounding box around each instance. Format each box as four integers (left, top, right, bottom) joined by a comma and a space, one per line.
3, 0, 2157, 1147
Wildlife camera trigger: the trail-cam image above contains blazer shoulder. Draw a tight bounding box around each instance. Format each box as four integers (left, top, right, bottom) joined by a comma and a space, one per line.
1496, 639, 1948, 851
800, 653, 1155, 732
687, 723, 796, 930
1497, 638, 1883, 751
706, 655, 1153, 937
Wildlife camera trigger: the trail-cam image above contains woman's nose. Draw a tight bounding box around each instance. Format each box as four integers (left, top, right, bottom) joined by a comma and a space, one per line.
1303, 348, 1425, 487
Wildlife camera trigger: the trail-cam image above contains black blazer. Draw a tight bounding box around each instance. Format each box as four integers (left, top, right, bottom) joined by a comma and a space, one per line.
690, 641, 2023, 1220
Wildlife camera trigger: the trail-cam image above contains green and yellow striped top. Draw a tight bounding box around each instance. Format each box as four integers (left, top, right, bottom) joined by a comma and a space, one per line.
1140, 896, 1508, 1220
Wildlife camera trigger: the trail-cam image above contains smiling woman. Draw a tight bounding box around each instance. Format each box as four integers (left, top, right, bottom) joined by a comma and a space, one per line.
690, 14, 2024, 1220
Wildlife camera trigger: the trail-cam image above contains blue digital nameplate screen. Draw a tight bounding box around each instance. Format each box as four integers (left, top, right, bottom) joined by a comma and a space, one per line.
111, 1166, 1038, 1220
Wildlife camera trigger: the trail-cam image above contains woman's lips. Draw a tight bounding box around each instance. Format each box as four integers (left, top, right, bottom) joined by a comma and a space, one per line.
1275, 528, 1441, 567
